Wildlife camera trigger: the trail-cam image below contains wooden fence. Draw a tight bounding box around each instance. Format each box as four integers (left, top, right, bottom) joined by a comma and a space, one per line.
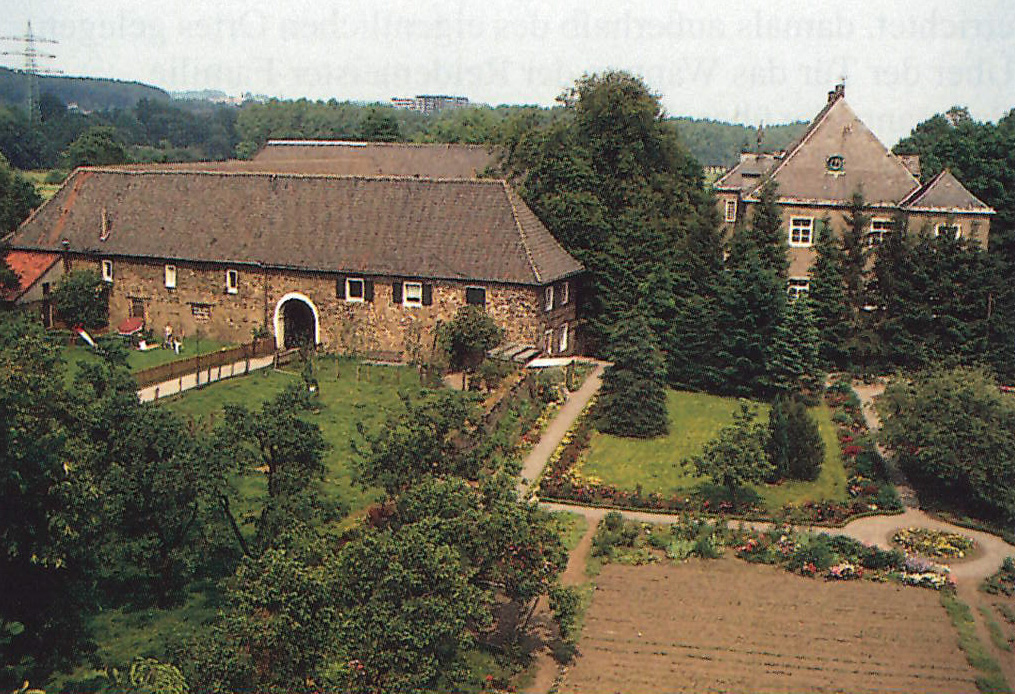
134, 338, 276, 388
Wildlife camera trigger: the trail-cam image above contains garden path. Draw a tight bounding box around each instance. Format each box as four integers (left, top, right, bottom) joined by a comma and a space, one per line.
516, 362, 606, 496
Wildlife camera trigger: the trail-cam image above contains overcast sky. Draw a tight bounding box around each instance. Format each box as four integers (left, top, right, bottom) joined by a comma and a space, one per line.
5, 0, 1014, 146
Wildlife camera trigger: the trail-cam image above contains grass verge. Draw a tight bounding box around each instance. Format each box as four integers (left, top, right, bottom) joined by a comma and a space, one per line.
940, 592, 1012, 693
979, 606, 1013, 653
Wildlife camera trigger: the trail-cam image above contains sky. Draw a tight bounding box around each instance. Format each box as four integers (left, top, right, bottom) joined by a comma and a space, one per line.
4, 0, 1014, 146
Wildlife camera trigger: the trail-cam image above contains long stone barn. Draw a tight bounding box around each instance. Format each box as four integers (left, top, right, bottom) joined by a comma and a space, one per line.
7, 166, 584, 360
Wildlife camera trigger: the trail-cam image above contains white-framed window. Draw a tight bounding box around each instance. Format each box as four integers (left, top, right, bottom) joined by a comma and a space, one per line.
164, 264, 177, 289
561, 281, 570, 306
787, 278, 810, 301
543, 329, 553, 354
867, 219, 893, 248
559, 323, 569, 353
225, 269, 238, 294
724, 198, 737, 222
101, 259, 113, 282
403, 281, 423, 307
544, 285, 554, 312
935, 223, 961, 239
346, 277, 365, 302
789, 217, 814, 247
465, 286, 486, 306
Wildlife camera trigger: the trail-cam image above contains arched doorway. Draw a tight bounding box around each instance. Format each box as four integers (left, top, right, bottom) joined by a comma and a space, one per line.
273, 292, 320, 349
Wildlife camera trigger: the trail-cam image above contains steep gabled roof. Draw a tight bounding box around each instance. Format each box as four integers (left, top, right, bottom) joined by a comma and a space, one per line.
1, 250, 60, 302
900, 168, 994, 215
8, 169, 583, 286
745, 93, 921, 206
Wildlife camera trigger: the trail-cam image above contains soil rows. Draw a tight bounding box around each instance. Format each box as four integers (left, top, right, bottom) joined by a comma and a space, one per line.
559, 559, 976, 694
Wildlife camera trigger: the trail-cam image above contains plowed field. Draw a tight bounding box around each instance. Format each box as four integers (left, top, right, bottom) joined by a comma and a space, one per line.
560, 559, 976, 693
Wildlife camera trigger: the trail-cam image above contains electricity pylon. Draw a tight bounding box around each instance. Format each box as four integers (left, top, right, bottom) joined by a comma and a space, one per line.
1, 21, 61, 123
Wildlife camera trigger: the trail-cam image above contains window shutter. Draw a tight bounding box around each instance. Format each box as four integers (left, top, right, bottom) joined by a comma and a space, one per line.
364, 280, 374, 302
422, 283, 433, 306
392, 281, 402, 304
336, 275, 346, 299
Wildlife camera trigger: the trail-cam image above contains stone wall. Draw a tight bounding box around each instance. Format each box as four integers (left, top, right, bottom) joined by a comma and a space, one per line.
85, 255, 579, 358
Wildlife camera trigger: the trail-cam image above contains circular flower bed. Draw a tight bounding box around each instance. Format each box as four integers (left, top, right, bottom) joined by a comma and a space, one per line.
892, 527, 976, 559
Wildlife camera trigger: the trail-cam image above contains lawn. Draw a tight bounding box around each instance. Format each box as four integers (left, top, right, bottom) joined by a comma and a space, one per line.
582, 390, 847, 509
163, 357, 426, 520
63, 338, 234, 378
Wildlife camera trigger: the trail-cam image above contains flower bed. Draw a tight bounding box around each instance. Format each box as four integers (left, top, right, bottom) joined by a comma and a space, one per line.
537, 377, 902, 525
593, 514, 953, 592
892, 527, 977, 559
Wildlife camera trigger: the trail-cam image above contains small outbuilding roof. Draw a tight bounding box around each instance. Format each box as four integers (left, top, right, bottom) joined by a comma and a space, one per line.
900, 168, 994, 215
9, 169, 583, 287
1, 250, 60, 302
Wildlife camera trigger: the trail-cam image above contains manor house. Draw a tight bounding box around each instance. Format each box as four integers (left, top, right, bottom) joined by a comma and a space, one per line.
715, 84, 994, 297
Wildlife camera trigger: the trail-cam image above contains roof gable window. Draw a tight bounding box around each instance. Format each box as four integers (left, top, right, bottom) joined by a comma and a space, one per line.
825, 154, 845, 173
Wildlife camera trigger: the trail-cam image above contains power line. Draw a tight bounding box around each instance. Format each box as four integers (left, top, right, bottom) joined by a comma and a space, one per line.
1, 21, 61, 123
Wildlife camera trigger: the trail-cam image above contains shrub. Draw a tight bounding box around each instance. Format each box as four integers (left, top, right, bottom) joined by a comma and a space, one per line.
53, 269, 110, 330
767, 396, 823, 481
474, 359, 513, 392
878, 366, 1015, 524
548, 584, 582, 642
437, 306, 504, 373
788, 534, 836, 572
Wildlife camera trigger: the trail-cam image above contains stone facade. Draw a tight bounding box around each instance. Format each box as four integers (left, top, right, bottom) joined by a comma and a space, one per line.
718, 201, 992, 281
88, 255, 577, 359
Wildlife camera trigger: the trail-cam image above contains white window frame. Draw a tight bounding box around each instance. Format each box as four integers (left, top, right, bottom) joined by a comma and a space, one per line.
164, 264, 177, 289
561, 281, 570, 306
543, 329, 553, 354
867, 219, 893, 248
789, 217, 814, 247
724, 198, 737, 223
345, 277, 365, 303
101, 259, 113, 282
935, 223, 961, 239
403, 281, 423, 308
544, 285, 554, 312
225, 269, 238, 295
787, 277, 810, 301
559, 323, 569, 353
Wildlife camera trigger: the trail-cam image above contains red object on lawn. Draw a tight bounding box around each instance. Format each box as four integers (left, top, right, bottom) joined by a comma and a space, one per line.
117, 316, 144, 336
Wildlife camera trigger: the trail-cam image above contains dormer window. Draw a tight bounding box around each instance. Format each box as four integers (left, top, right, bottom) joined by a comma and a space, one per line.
826, 155, 844, 173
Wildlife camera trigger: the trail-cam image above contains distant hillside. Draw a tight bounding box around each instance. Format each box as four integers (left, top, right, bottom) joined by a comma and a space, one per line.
0, 67, 168, 112
669, 116, 809, 168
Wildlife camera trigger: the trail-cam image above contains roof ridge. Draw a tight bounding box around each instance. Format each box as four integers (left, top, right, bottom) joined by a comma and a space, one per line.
264, 139, 490, 150
79, 166, 504, 185
501, 180, 542, 284
746, 97, 841, 197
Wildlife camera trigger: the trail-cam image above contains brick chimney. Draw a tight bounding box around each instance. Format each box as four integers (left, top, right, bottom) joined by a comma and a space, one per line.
827, 83, 845, 103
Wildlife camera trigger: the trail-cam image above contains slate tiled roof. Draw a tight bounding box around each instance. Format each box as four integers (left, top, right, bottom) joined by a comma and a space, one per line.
900, 169, 994, 214
745, 94, 922, 206
1, 250, 60, 301
9, 169, 582, 286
